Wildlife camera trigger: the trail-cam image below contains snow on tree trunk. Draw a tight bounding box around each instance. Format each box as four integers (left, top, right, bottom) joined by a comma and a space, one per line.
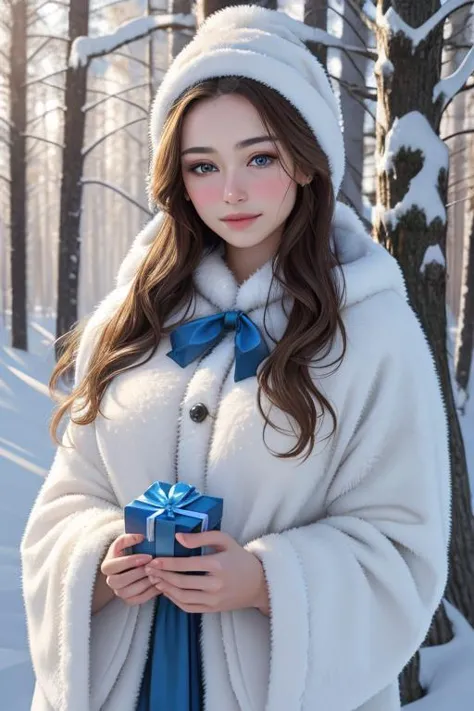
304, 0, 328, 67
374, 0, 474, 702
340, 1, 369, 216
55, 0, 89, 352
9, 0, 28, 351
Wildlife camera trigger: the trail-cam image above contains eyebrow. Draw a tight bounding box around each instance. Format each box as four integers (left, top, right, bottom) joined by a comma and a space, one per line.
181, 135, 278, 157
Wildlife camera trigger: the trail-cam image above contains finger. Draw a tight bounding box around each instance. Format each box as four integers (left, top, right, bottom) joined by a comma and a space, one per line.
160, 586, 213, 614
127, 586, 162, 606
146, 554, 220, 574
116, 577, 155, 600
111, 533, 146, 557
176, 530, 232, 551
107, 565, 150, 591
155, 579, 214, 607
148, 569, 219, 591
102, 553, 152, 576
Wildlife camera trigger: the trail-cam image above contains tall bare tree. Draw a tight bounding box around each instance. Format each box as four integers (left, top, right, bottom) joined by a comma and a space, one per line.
168, 0, 193, 63
372, 0, 474, 700
339, 0, 369, 216
9, 0, 28, 350
304, 0, 328, 67
55, 0, 89, 352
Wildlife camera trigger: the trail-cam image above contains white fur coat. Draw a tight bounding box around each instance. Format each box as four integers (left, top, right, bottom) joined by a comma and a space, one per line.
20, 202, 451, 711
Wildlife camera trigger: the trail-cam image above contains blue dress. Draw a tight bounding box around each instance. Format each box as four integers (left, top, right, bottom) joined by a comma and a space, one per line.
136, 596, 203, 711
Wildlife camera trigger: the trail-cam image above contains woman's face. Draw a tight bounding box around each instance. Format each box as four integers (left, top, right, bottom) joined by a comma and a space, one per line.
180, 93, 303, 254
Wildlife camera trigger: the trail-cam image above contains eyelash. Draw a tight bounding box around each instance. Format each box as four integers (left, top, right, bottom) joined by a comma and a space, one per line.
187, 153, 277, 175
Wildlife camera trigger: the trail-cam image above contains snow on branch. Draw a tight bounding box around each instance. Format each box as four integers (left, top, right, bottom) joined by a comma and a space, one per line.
82, 179, 152, 216
376, 111, 449, 230
69, 13, 195, 68
70, 10, 378, 68
379, 0, 474, 51
275, 9, 378, 59
433, 45, 474, 109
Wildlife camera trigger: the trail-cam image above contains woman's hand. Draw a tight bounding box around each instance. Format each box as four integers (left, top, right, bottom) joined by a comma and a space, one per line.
100, 533, 162, 607
144, 530, 270, 615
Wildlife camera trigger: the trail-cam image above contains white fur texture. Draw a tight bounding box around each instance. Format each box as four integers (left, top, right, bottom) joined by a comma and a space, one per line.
21, 200, 451, 711
148, 5, 345, 206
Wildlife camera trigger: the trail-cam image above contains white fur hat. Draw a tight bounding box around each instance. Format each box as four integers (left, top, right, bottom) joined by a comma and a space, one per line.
148, 4, 345, 208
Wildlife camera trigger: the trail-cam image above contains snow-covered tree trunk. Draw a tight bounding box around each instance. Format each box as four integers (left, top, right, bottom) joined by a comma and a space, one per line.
304, 0, 328, 67
340, 1, 369, 216
373, 0, 474, 702
56, 0, 89, 351
9, 0, 28, 350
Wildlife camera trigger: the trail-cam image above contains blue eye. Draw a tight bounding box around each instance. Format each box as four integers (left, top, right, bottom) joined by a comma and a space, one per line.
190, 163, 215, 175
188, 153, 276, 175
251, 154, 274, 167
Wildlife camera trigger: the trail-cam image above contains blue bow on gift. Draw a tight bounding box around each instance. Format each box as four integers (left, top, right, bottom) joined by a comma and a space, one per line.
137, 482, 209, 542
167, 310, 270, 382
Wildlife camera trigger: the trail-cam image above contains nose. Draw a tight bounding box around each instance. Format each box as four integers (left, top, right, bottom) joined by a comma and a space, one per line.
223, 174, 247, 204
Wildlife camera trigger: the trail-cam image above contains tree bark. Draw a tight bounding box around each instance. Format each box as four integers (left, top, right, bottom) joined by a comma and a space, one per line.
9, 0, 28, 351
374, 0, 474, 701
339, 1, 369, 216
168, 0, 193, 63
304, 0, 328, 68
55, 0, 89, 353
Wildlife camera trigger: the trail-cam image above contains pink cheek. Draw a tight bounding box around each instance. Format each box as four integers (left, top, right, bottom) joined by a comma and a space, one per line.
188, 184, 222, 209
253, 176, 292, 200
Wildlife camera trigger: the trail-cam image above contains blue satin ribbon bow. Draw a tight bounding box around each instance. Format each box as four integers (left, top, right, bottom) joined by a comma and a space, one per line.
137, 482, 209, 542
166, 310, 270, 382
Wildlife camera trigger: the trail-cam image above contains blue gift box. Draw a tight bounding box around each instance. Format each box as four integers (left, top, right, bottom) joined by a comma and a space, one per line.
124, 481, 224, 557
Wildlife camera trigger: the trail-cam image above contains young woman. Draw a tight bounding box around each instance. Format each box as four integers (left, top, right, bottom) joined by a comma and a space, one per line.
21, 5, 451, 711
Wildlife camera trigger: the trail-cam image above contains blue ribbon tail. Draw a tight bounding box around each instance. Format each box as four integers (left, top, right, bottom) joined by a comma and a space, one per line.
234, 315, 270, 382
136, 598, 203, 711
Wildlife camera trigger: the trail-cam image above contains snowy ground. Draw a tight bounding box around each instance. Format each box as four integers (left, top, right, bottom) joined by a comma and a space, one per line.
1, 314, 474, 710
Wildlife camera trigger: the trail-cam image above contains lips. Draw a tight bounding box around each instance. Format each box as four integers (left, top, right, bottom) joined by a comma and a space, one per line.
221, 214, 261, 222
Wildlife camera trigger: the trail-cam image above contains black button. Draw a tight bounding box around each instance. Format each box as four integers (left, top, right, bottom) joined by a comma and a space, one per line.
189, 403, 209, 423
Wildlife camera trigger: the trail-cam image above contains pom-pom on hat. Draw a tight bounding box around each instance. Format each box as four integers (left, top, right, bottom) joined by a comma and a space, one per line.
148, 4, 345, 207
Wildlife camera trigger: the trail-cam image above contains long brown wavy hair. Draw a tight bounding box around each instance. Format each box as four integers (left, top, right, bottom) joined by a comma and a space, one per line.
50, 76, 347, 461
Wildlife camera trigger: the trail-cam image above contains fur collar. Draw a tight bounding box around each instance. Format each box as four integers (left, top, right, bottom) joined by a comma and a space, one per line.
75, 202, 406, 385
115, 201, 406, 313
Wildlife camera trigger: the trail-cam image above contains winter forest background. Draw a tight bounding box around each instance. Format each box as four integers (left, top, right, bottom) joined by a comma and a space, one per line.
1, 0, 474, 708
